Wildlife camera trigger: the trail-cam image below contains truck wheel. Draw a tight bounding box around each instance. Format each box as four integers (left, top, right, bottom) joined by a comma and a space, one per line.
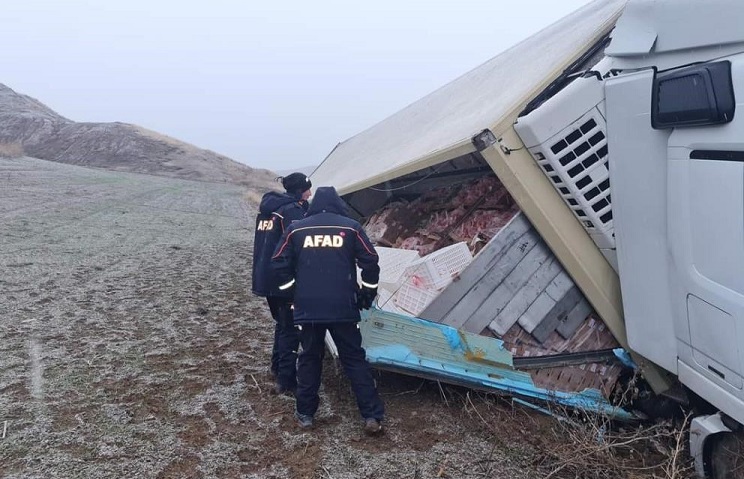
709, 431, 744, 479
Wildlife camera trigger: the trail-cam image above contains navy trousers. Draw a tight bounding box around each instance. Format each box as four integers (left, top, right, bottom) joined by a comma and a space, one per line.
267, 296, 299, 390
295, 322, 384, 421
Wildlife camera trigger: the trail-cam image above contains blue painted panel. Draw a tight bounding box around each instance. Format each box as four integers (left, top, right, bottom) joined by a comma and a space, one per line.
360, 308, 634, 420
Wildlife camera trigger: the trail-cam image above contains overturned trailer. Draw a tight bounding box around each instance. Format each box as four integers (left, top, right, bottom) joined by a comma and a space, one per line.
311, 0, 672, 417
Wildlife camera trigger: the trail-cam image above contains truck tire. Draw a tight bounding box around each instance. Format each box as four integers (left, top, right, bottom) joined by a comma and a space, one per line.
709, 431, 744, 479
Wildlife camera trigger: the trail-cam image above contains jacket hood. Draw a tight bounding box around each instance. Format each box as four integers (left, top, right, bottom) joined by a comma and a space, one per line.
259, 191, 300, 215
307, 186, 348, 216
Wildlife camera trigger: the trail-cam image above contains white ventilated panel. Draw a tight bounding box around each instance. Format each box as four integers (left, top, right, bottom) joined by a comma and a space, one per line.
515, 76, 615, 250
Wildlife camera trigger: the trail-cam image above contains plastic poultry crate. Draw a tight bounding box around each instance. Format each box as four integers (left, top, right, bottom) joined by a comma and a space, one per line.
393, 282, 439, 316
377, 246, 422, 286
357, 246, 421, 289
376, 286, 408, 315
402, 242, 473, 290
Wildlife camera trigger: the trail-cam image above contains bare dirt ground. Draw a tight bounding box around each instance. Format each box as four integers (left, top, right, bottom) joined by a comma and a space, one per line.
0, 157, 692, 478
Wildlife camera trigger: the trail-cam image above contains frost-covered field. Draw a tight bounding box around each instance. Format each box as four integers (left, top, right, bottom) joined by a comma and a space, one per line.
1, 157, 550, 479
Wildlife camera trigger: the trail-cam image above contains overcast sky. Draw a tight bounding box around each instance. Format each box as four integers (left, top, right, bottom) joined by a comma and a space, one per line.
0, 0, 592, 172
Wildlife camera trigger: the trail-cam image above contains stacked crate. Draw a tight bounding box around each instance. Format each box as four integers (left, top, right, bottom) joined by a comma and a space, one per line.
374, 242, 473, 316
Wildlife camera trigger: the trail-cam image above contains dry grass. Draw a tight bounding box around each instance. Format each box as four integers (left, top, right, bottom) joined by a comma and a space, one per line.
244, 189, 265, 205
432, 384, 697, 479
0, 142, 24, 158
532, 410, 695, 479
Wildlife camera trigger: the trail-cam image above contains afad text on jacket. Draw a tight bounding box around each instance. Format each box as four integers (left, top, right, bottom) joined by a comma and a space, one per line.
251, 191, 308, 297
271, 186, 380, 323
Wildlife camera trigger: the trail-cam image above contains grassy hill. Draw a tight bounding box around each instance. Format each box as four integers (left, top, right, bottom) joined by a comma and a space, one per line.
0, 83, 276, 190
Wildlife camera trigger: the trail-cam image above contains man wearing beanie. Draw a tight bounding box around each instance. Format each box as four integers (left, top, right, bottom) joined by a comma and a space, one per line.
251, 172, 312, 395
271, 186, 384, 435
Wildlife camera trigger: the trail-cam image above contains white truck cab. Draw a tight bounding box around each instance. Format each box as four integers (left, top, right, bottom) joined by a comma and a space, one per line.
513, 1, 744, 476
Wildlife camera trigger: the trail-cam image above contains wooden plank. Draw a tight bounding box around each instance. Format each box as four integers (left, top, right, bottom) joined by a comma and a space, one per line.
526, 286, 583, 343
518, 271, 574, 335
545, 271, 575, 302
423, 229, 538, 325
518, 293, 555, 334
557, 297, 593, 339
436, 230, 542, 328
461, 240, 552, 333
446, 234, 544, 329
421, 213, 532, 322
487, 256, 563, 336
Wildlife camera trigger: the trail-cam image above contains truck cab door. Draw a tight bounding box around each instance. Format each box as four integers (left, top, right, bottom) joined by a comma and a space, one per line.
608, 55, 744, 424
663, 58, 744, 397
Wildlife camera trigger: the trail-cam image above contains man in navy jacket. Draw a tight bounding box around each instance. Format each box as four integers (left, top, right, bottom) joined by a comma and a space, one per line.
271, 186, 385, 434
252, 172, 312, 394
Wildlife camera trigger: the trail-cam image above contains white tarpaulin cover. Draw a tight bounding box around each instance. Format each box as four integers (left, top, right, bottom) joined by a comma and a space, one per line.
311, 0, 626, 195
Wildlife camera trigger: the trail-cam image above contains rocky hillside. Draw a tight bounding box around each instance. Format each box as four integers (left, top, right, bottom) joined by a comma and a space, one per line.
0, 83, 276, 189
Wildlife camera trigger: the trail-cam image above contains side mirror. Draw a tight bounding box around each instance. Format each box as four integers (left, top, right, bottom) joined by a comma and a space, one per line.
652, 61, 735, 129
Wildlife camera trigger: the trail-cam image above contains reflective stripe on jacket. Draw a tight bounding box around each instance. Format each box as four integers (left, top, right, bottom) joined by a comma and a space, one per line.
272, 187, 379, 323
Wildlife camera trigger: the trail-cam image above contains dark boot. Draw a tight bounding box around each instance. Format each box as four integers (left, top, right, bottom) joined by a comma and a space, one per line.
363, 418, 383, 435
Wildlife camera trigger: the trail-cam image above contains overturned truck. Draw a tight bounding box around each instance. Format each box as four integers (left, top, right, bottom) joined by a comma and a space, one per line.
312, 1, 744, 476
311, 0, 640, 416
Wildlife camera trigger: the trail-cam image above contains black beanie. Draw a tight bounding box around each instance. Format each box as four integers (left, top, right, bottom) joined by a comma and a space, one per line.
281, 172, 312, 195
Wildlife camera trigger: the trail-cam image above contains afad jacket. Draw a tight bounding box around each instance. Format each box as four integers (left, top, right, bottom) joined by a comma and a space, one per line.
271, 186, 380, 323
251, 191, 308, 297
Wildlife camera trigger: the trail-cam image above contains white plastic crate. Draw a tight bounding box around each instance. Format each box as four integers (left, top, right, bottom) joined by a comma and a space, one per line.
393, 282, 439, 316
356, 246, 421, 289
376, 286, 408, 315
402, 242, 473, 290
377, 246, 422, 287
